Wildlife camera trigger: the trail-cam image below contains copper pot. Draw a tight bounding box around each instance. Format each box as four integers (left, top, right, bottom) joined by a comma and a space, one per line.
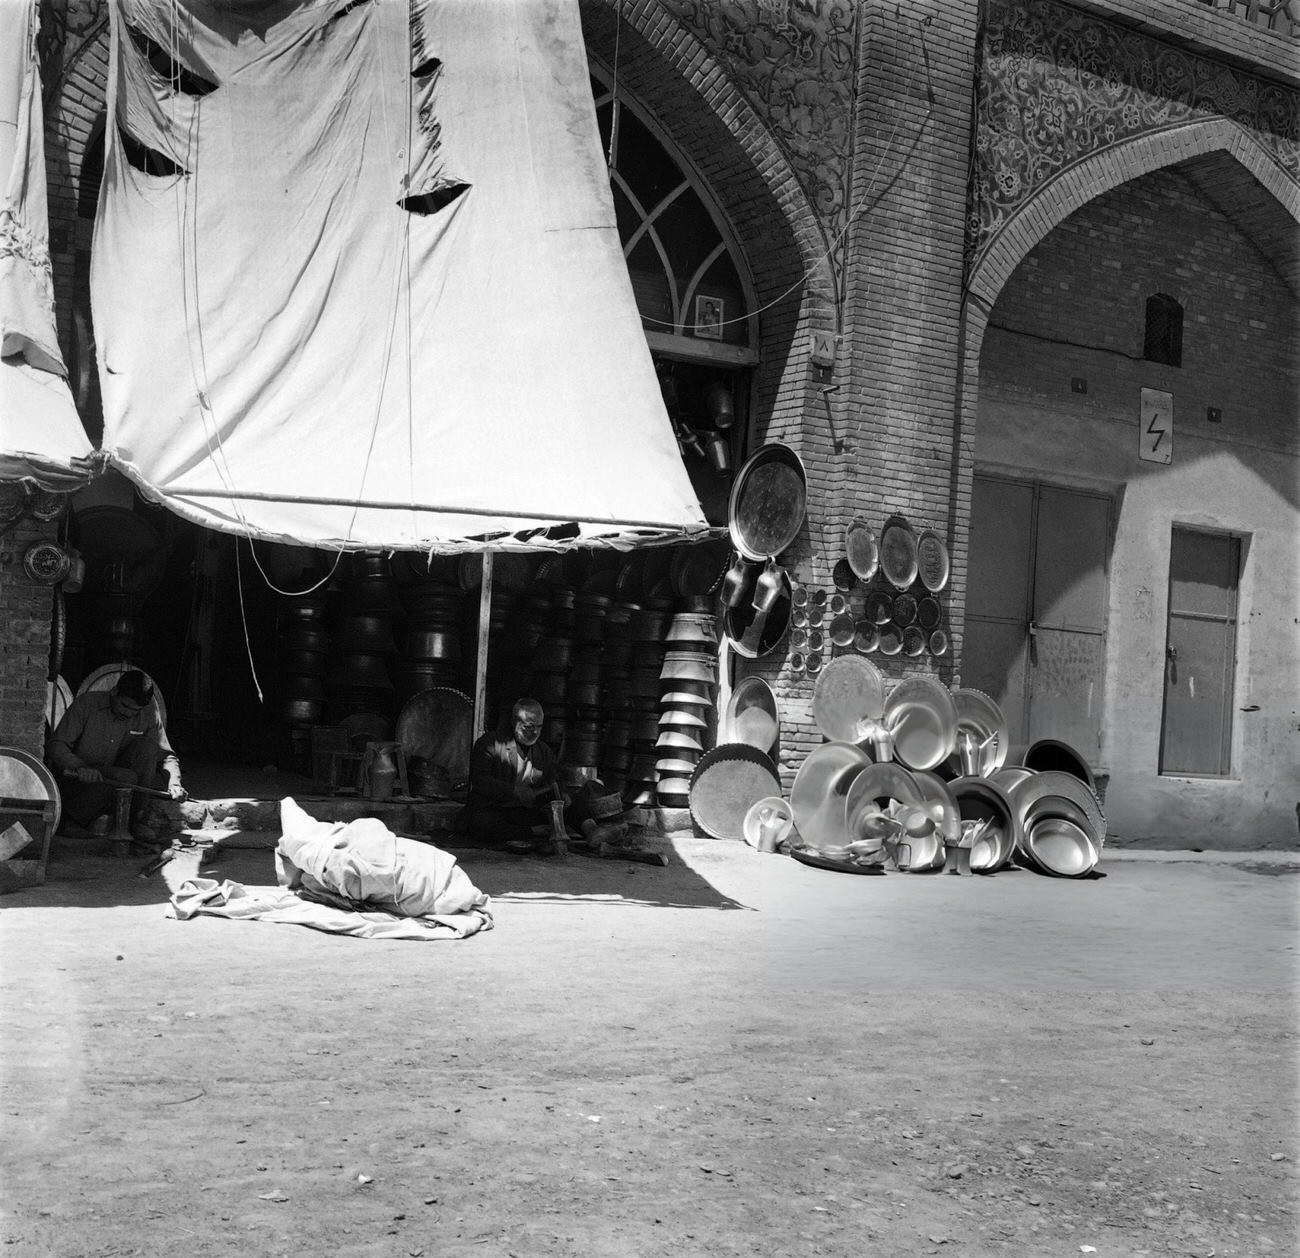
283, 626, 330, 652
337, 614, 397, 653
328, 652, 394, 689
404, 627, 461, 661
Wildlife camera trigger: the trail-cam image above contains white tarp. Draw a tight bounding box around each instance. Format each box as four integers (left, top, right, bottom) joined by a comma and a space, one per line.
0, 0, 93, 488
93, 0, 708, 552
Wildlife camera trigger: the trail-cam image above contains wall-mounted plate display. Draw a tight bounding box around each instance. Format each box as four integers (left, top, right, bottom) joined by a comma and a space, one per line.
727, 444, 807, 562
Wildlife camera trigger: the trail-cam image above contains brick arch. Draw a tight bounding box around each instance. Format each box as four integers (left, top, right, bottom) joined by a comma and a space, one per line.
585, 0, 834, 310
967, 119, 1300, 316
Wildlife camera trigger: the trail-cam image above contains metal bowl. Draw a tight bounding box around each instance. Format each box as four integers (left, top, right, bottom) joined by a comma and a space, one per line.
1024, 815, 1099, 878
882, 676, 959, 771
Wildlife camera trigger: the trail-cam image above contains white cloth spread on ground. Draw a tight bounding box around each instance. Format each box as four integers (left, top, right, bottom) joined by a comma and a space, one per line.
168, 799, 492, 940
93, 0, 706, 551
0, 0, 93, 488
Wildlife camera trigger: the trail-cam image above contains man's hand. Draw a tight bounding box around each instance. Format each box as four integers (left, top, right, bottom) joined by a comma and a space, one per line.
73, 766, 103, 784
167, 781, 187, 801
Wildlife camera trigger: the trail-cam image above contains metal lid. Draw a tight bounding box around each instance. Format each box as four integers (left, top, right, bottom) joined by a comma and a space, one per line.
688, 743, 782, 840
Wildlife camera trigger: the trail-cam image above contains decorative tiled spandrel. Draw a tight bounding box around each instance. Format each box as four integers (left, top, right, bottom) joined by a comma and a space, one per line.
664, 0, 857, 277
968, 0, 1300, 277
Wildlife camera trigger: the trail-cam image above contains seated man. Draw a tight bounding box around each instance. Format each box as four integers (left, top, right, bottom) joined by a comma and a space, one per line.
46, 670, 186, 839
464, 698, 562, 855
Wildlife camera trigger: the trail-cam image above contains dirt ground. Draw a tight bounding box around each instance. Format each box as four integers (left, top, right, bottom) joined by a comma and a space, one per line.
2, 828, 1297, 1258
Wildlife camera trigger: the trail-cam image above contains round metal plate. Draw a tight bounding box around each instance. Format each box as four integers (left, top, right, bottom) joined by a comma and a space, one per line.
727, 444, 808, 562
892, 593, 917, 627
879, 519, 919, 589
902, 625, 925, 656
724, 676, 780, 756
882, 676, 959, 772
688, 743, 781, 841
832, 559, 856, 591
394, 687, 474, 785
928, 629, 949, 656
789, 741, 871, 852
845, 517, 879, 582
951, 688, 1010, 777
877, 623, 902, 655
916, 530, 950, 593
0, 745, 61, 836
811, 655, 887, 743
1025, 810, 1100, 877
829, 612, 855, 647
864, 590, 893, 626
917, 596, 942, 630
1008, 771, 1106, 854
853, 621, 879, 653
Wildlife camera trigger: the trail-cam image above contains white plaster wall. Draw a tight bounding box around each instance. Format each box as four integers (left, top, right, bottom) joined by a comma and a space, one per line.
977, 376, 1298, 848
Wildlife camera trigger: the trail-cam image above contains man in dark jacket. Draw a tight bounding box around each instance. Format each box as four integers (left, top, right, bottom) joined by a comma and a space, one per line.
46, 670, 185, 838
464, 697, 561, 854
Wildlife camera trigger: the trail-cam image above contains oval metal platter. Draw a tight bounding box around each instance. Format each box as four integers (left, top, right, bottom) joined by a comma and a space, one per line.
727, 443, 808, 562
928, 629, 949, 656
811, 655, 886, 743
951, 687, 1010, 777
915, 530, 951, 593
688, 743, 782, 841
829, 612, 856, 647
879, 518, 919, 589
723, 676, 780, 757
77, 663, 168, 730
844, 517, 879, 583
789, 845, 887, 875
789, 741, 871, 852
882, 676, 959, 772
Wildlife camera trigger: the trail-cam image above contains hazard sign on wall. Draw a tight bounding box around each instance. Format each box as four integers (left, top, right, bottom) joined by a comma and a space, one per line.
1139, 388, 1174, 464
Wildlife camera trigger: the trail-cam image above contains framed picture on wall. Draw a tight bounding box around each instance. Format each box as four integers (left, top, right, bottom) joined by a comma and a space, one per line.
694, 295, 723, 340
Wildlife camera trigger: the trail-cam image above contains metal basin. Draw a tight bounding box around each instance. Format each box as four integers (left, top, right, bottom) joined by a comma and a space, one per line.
789, 742, 871, 852
1024, 815, 1099, 878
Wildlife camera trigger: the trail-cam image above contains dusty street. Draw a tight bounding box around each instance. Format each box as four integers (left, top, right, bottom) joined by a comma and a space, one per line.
2, 831, 1297, 1258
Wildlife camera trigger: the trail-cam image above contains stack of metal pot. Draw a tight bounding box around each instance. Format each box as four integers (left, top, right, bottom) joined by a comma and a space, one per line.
655, 596, 718, 808
276, 592, 330, 768
597, 603, 635, 796
530, 584, 574, 753
563, 591, 609, 783
395, 578, 464, 704
327, 554, 398, 728
619, 597, 669, 806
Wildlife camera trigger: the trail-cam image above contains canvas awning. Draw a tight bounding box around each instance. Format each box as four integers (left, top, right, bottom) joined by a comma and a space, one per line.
0, 0, 94, 490
92, 0, 709, 553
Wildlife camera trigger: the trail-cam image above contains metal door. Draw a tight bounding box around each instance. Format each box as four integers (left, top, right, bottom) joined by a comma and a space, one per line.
964, 476, 1111, 762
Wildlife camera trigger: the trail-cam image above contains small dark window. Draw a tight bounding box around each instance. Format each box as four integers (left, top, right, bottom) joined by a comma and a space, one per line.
1144, 293, 1183, 367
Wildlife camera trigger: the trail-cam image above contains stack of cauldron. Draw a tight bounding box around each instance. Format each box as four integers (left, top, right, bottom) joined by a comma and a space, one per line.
529, 585, 575, 754
276, 593, 330, 770
563, 591, 609, 785
620, 597, 673, 806
327, 554, 398, 732
394, 578, 464, 705
596, 602, 634, 796
655, 597, 718, 808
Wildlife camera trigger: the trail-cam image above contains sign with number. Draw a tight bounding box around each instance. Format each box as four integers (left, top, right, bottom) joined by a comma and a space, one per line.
1139, 389, 1173, 464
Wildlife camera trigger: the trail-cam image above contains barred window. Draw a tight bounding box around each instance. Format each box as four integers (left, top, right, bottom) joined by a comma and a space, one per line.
1144, 293, 1183, 367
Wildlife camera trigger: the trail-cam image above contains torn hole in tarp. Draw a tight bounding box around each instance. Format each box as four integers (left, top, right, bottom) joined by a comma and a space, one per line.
400, 183, 470, 215
325, 0, 372, 28
125, 23, 217, 96
119, 125, 187, 178
412, 55, 441, 79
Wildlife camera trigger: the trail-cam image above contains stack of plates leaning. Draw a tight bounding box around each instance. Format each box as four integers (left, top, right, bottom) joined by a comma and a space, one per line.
655, 597, 718, 809
621, 598, 671, 806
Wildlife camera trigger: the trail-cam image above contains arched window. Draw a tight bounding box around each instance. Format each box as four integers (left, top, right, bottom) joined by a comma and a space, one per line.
1144, 293, 1183, 367
589, 63, 758, 369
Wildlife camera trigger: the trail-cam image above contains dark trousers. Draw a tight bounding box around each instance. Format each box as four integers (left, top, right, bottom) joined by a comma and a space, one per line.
56, 742, 167, 826
464, 803, 552, 848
